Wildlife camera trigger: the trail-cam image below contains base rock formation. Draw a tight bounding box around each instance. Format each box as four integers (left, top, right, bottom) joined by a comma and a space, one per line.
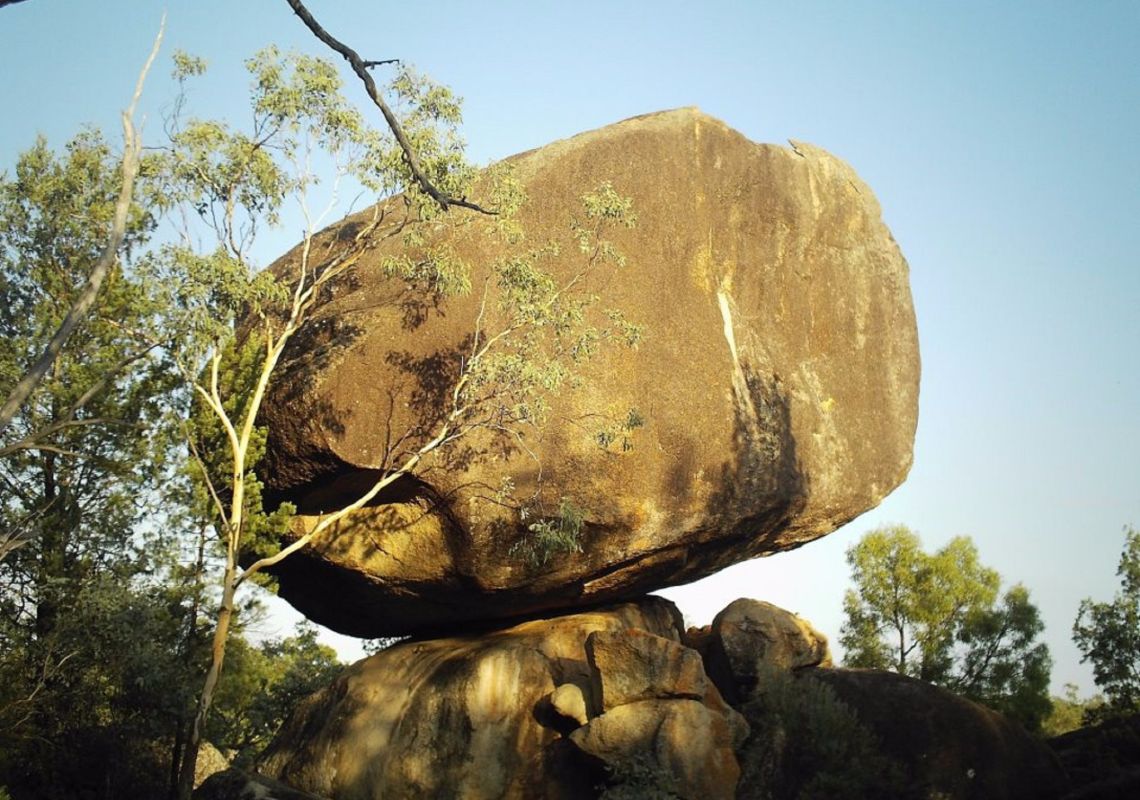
209, 596, 1067, 800
257, 597, 745, 800
256, 108, 920, 637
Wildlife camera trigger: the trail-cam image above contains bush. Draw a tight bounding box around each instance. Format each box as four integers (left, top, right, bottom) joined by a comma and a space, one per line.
598, 753, 682, 800
737, 666, 906, 800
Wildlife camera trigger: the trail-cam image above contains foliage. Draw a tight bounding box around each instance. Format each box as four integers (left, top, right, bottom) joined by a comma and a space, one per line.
148, 44, 640, 798
1074, 525, 1140, 720
0, 129, 176, 546
737, 665, 905, 800
598, 752, 682, 800
151, 47, 476, 797
362, 636, 407, 655
205, 622, 342, 765
0, 30, 642, 798
952, 583, 1053, 728
1042, 683, 1106, 737
0, 568, 197, 798
0, 129, 195, 799
511, 497, 587, 567
840, 526, 1052, 731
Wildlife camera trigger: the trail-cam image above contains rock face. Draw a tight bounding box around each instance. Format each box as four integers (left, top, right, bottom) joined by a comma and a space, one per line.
698, 598, 832, 704
250, 597, 1068, 800
259, 107, 919, 637
258, 597, 746, 800
572, 627, 749, 799
193, 742, 230, 790
195, 768, 327, 800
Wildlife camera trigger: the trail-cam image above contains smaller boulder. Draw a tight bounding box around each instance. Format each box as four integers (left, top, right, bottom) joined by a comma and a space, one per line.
1049, 712, 1140, 799
586, 628, 709, 711
550, 682, 590, 727
194, 742, 231, 789
805, 668, 1068, 800
259, 597, 687, 799
704, 598, 832, 703
570, 625, 749, 799
570, 699, 742, 800
194, 768, 327, 800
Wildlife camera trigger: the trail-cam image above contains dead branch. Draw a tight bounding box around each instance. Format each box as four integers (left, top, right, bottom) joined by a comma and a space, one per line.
283, 0, 495, 215
0, 18, 165, 436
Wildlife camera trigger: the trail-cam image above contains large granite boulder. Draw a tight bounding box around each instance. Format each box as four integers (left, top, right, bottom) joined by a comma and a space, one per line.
258, 597, 745, 800
258, 107, 919, 636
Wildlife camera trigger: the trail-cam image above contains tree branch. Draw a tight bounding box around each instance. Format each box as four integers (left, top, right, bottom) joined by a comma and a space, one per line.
283, 0, 494, 215
0, 18, 164, 436
0, 344, 157, 459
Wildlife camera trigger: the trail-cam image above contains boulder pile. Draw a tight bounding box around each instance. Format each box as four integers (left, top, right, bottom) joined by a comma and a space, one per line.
196, 112, 1074, 800
201, 596, 1067, 799
257, 598, 748, 799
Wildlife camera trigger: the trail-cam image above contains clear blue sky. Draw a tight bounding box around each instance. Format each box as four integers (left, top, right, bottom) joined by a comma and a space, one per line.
2, 1, 1137, 695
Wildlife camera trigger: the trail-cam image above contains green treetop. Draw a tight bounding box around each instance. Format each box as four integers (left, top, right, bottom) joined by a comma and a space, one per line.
840, 525, 1052, 731
1073, 525, 1140, 721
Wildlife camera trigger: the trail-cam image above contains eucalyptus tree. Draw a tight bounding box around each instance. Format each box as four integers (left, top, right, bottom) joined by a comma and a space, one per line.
1074, 525, 1140, 720
0, 121, 178, 756
841, 526, 1052, 730
153, 44, 639, 797
0, 111, 205, 800
0, 23, 161, 450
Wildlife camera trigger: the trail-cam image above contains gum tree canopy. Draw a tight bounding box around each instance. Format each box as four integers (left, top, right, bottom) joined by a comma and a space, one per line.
840, 525, 1052, 731
1074, 525, 1140, 719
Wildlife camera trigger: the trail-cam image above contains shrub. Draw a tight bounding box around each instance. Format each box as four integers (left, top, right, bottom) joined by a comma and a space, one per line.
598, 753, 682, 800
737, 666, 906, 800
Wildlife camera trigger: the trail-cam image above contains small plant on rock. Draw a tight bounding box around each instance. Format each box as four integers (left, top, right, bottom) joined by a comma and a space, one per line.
511, 497, 587, 567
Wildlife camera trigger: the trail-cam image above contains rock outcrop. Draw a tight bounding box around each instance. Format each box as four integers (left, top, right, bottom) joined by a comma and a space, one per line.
195, 768, 327, 800
193, 742, 231, 790
258, 597, 745, 800
243, 596, 1073, 800
1049, 713, 1140, 799
798, 668, 1069, 800
256, 108, 920, 637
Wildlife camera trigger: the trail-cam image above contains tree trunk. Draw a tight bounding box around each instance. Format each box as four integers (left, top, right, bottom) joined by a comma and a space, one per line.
176, 568, 236, 800
169, 521, 209, 800
34, 451, 59, 639
168, 715, 186, 800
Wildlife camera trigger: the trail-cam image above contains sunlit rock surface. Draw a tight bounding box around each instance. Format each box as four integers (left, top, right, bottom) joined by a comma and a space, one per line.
693, 597, 833, 704
257, 108, 920, 636
252, 598, 1068, 800
258, 597, 744, 800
